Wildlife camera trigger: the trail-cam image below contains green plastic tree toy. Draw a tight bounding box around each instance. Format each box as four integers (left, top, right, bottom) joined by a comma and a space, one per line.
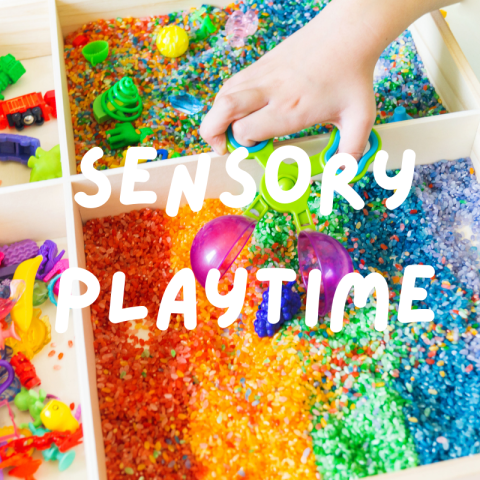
28, 145, 62, 182
93, 76, 143, 124
0, 54, 26, 100
106, 122, 154, 150
14, 387, 47, 427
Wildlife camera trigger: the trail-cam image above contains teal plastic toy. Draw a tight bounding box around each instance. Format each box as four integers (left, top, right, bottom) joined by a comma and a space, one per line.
14, 387, 47, 427
389, 105, 413, 123
106, 122, 154, 149
0, 54, 26, 100
226, 126, 382, 232
29, 423, 76, 471
28, 145, 62, 182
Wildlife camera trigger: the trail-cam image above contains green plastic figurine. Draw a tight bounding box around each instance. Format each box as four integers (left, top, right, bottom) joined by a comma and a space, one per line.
195, 16, 217, 41
28, 145, 62, 182
33, 280, 48, 307
191, 8, 217, 41
93, 76, 143, 124
106, 122, 154, 149
0, 54, 26, 100
14, 387, 47, 427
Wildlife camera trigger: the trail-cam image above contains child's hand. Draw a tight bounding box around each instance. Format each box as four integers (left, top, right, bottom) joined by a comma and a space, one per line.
200, 0, 455, 157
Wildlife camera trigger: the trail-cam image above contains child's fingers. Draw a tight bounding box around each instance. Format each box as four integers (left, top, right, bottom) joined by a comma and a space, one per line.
337, 111, 375, 160
200, 89, 268, 155
217, 56, 273, 98
231, 105, 298, 145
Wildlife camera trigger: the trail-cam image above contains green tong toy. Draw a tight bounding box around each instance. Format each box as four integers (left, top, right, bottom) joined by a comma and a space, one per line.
226, 126, 382, 232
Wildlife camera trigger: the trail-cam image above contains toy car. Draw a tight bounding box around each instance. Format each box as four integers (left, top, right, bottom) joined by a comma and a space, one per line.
0, 91, 57, 131
0, 133, 40, 165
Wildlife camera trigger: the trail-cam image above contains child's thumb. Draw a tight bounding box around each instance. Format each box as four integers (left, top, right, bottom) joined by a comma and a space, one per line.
337, 114, 375, 161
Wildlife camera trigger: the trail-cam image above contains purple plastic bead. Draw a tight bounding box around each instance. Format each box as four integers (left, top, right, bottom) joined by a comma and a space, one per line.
36, 240, 65, 281
0, 240, 38, 267
0, 134, 40, 165
190, 215, 257, 288
298, 230, 353, 316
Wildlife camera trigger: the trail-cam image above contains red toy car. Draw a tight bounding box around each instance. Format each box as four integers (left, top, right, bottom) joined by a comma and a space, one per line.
0, 90, 57, 131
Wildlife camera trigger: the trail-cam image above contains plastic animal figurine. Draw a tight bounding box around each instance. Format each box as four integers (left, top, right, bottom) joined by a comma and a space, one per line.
28, 145, 62, 182
14, 387, 46, 427
225, 9, 258, 47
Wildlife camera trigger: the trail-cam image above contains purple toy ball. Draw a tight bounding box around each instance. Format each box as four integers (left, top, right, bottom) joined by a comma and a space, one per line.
298, 230, 353, 316
190, 215, 256, 288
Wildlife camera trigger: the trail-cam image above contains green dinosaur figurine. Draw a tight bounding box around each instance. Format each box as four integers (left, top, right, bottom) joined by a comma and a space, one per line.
28, 145, 62, 182
14, 387, 47, 427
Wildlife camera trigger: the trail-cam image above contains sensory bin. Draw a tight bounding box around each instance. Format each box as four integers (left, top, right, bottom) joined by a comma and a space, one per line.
64, 0, 447, 172
83, 157, 480, 480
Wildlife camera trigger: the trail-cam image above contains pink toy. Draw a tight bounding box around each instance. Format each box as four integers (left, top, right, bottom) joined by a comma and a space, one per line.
0, 252, 4, 267
0, 280, 25, 322
0, 322, 20, 350
225, 9, 258, 48
44, 259, 68, 296
0, 398, 20, 443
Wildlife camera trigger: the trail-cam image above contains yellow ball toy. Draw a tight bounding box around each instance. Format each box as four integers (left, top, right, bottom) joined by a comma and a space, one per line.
156, 25, 189, 58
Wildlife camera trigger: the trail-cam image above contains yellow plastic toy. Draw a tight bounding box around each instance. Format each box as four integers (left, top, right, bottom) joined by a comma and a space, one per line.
40, 400, 79, 433
6, 308, 51, 359
156, 25, 189, 58
11, 255, 43, 332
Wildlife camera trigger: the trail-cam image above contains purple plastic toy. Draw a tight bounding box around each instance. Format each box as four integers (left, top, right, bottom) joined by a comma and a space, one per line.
0, 360, 14, 398
0, 263, 19, 281
298, 230, 353, 316
36, 240, 65, 281
225, 9, 259, 48
190, 217, 353, 317
190, 215, 256, 288
0, 240, 38, 267
0, 134, 40, 165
